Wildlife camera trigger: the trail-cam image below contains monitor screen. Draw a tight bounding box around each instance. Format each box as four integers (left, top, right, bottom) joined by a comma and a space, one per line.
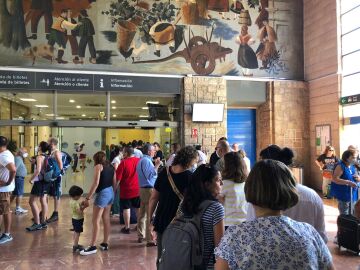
192, 103, 224, 122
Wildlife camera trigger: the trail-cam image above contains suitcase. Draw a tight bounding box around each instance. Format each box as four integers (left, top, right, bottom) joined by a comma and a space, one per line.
337, 187, 360, 255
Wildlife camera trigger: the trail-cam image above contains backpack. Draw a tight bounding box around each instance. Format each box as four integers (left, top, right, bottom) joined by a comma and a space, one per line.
158, 200, 214, 270
61, 151, 72, 171
42, 155, 62, 182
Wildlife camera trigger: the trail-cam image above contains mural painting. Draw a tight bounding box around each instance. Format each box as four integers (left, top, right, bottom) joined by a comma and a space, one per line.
0, 0, 303, 79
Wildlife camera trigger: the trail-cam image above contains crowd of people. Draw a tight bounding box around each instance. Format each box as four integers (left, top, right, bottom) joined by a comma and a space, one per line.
1, 134, 360, 269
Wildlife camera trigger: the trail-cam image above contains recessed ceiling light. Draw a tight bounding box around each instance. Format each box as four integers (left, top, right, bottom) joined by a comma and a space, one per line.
139, 115, 149, 118
112, 114, 117, 117
146, 101, 159, 105
81, 114, 86, 117
76, 105, 81, 109
111, 100, 116, 104
20, 98, 37, 102
142, 107, 148, 110
112, 106, 116, 109
35, 105, 49, 108
69, 99, 75, 103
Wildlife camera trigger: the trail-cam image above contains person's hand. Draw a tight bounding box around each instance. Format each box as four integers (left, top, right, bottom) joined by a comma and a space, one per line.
81, 199, 90, 209
154, 157, 161, 166
354, 175, 360, 181
150, 224, 157, 242
347, 180, 357, 188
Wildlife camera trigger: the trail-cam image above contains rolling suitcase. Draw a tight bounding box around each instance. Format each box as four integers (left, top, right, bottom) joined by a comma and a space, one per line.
337, 187, 360, 255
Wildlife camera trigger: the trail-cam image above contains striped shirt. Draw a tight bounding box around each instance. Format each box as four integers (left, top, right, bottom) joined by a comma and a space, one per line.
221, 180, 248, 226
201, 201, 224, 268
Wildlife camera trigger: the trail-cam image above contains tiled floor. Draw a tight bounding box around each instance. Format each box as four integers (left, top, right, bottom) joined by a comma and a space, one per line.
0, 197, 359, 269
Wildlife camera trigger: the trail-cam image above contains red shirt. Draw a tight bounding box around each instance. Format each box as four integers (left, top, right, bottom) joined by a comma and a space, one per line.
116, 156, 140, 199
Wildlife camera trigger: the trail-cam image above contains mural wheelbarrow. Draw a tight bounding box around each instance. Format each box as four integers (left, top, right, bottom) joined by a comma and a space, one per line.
132, 25, 233, 76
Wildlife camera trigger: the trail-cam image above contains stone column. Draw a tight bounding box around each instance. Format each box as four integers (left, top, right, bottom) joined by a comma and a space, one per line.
183, 76, 227, 155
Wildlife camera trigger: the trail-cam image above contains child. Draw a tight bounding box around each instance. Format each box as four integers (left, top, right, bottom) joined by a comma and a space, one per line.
69, 185, 85, 253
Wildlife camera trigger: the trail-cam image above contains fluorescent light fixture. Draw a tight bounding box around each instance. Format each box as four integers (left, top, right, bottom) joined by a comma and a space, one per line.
140, 119, 148, 122
35, 105, 49, 108
69, 99, 75, 103
112, 106, 116, 109
112, 114, 117, 117
76, 105, 81, 109
139, 115, 149, 118
142, 107, 148, 110
146, 101, 159, 105
81, 114, 86, 117
56, 117, 65, 120
20, 98, 37, 102
111, 100, 116, 104
45, 114, 55, 117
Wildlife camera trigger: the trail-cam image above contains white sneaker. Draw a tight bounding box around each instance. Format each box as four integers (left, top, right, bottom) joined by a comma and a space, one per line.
15, 207, 28, 215
0, 234, 13, 244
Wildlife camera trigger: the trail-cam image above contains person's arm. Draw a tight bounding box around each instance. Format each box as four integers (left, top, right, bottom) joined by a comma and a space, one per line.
0, 162, 16, 186
29, 156, 43, 183
214, 219, 225, 247
55, 150, 63, 170
112, 170, 117, 192
314, 195, 328, 243
328, 263, 335, 270
332, 165, 357, 187
83, 164, 102, 207
215, 258, 230, 270
315, 159, 323, 170
148, 189, 160, 221
61, 20, 79, 30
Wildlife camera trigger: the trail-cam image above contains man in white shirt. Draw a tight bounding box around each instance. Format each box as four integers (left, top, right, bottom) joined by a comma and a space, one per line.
195, 145, 207, 166
132, 141, 144, 159
0, 136, 16, 244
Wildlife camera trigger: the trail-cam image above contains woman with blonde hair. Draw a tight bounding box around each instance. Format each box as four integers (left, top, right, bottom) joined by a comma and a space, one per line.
315, 145, 339, 198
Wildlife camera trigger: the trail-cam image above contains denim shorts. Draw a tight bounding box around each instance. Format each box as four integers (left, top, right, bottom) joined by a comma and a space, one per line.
94, 186, 114, 208
12, 176, 25, 196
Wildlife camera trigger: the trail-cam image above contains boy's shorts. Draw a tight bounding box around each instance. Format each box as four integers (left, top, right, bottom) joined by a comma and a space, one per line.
72, 218, 84, 233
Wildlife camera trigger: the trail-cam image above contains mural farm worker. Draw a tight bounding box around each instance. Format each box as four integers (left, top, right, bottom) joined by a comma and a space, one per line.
26, 0, 55, 40
48, 8, 81, 64
77, 9, 97, 64
65, 9, 81, 64
256, 20, 277, 69
236, 25, 258, 76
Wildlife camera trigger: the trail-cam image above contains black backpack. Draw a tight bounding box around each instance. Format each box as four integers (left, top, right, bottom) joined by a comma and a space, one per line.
158, 200, 214, 270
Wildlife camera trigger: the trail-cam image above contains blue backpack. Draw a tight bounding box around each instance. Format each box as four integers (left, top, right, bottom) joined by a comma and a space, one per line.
61, 151, 72, 171
42, 155, 62, 182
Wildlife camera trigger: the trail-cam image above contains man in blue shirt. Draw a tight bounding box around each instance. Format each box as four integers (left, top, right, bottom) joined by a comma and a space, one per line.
136, 143, 161, 246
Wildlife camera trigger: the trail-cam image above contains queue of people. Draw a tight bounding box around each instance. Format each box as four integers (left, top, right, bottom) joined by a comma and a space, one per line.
1, 132, 360, 269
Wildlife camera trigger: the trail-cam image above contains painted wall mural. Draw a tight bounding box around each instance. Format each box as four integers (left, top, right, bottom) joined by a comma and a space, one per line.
0, 0, 303, 79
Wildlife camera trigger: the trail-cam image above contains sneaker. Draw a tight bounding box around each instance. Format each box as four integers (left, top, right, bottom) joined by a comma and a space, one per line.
99, 243, 109, 251
26, 223, 42, 232
120, 227, 130, 234
46, 212, 59, 223
80, 246, 97, 256
146, 241, 157, 247
15, 207, 28, 215
40, 223, 48, 230
73, 245, 85, 253
137, 237, 144, 243
0, 234, 13, 244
